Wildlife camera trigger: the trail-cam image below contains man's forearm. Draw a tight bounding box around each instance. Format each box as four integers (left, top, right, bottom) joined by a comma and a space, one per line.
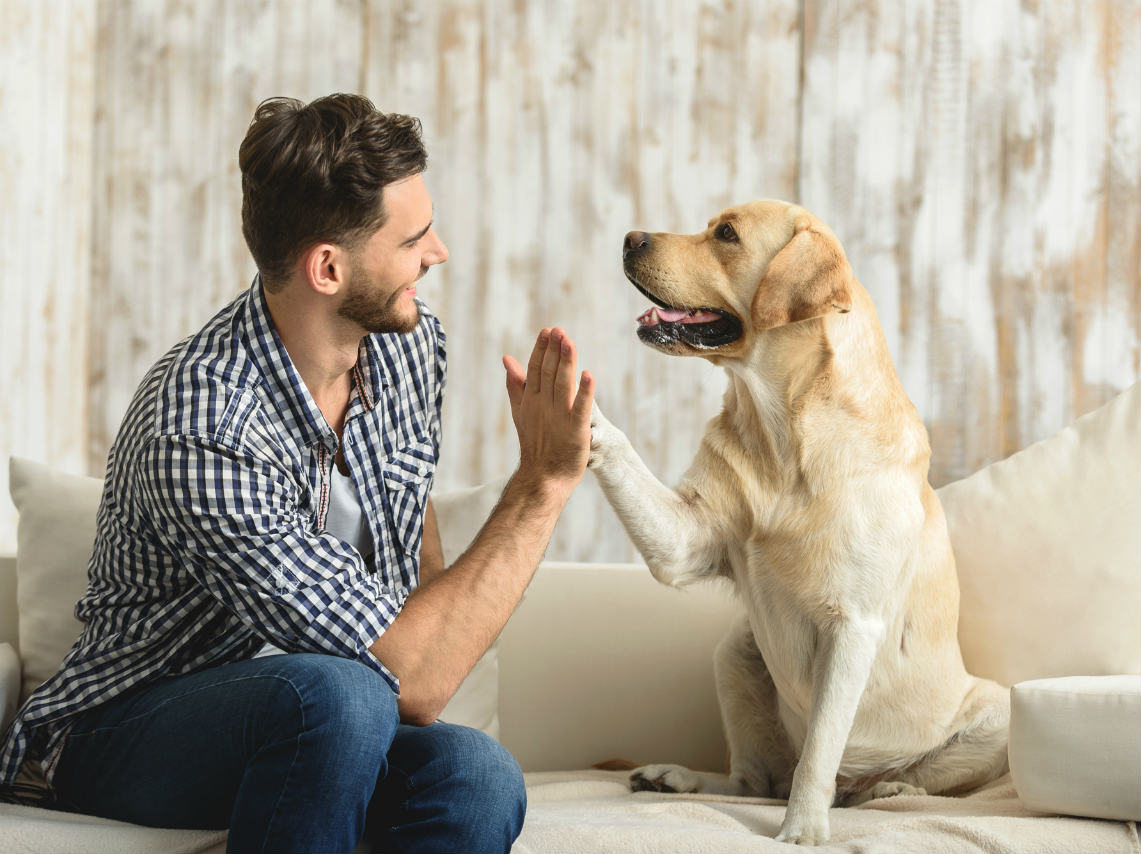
368, 471, 568, 724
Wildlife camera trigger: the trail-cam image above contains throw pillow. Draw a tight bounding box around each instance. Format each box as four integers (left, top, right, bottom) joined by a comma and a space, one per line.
8, 457, 102, 702
430, 477, 509, 740
939, 382, 1141, 686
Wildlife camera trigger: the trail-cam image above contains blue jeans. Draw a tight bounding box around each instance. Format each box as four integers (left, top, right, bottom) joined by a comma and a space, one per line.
51, 654, 526, 853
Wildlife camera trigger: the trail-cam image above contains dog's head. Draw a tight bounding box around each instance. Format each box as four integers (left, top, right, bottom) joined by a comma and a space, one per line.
622, 200, 853, 360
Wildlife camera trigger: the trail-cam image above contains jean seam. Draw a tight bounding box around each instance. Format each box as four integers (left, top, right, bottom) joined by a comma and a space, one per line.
258, 678, 307, 852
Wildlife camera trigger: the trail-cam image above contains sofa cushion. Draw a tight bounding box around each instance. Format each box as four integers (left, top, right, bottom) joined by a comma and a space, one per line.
8, 458, 102, 702
938, 382, 1141, 687
1009, 675, 1141, 821
6, 456, 503, 739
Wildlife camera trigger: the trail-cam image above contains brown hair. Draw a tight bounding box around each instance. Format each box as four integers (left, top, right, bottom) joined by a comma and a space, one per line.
239, 93, 427, 289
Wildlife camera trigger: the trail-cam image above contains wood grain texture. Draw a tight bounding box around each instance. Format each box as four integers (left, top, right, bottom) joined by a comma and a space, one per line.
800, 0, 1141, 484
1, 0, 1137, 561
0, 0, 96, 554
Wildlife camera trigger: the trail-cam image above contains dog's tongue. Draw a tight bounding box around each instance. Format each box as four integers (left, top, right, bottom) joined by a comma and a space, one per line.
638, 307, 721, 326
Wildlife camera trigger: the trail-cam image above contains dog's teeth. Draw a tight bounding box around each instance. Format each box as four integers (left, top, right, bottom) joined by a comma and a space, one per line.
637, 307, 659, 326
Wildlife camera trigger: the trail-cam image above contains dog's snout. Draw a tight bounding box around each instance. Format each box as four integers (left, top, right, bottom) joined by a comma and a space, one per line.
624, 231, 650, 257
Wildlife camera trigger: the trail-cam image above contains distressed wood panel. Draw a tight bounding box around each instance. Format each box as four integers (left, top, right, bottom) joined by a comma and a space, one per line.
799, 0, 1141, 486
1, 0, 1138, 561
0, 0, 96, 553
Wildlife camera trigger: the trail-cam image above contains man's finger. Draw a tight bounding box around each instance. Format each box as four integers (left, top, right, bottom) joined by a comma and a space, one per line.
503, 355, 525, 409
572, 370, 595, 423
540, 328, 564, 400
525, 328, 551, 395
552, 333, 578, 407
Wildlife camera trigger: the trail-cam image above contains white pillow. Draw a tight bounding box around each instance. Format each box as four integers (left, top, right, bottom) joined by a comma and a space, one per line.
9, 457, 102, 702
1010, 675, 1141, 821
430, 477, 509, 740
938, 383, 1141, 687
8, 456, 507, 740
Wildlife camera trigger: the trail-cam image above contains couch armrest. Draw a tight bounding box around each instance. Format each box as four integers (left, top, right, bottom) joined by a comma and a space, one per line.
0, 643, 20, 732
1010, 675, 1141, 821
497, 562, 737, 773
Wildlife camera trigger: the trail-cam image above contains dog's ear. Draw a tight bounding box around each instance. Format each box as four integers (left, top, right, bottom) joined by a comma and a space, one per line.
752, 215, 853, 331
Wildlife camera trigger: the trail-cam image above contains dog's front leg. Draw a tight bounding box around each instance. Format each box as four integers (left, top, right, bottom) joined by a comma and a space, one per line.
589, 403, 720, 586
778, 614, 885, 845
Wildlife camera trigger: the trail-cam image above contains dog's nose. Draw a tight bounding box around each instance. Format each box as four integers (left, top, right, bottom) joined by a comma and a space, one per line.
623, 231, 650, 257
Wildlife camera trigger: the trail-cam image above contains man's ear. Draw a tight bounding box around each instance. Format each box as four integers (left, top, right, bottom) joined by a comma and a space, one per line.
751, 216, 853, 331
301, 243, 347, 296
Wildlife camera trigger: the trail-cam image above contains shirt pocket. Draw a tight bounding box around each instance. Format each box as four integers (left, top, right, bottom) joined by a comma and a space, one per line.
381, 439, 435, 555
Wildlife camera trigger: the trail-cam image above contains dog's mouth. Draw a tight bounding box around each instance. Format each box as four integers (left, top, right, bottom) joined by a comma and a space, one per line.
627, 274, 742, 350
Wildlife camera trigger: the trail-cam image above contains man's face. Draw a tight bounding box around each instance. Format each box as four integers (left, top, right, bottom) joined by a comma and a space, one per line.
338, 173, 448, 334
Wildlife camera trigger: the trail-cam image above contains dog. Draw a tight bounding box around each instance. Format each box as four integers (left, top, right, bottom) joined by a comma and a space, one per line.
588, 200, 1010, 845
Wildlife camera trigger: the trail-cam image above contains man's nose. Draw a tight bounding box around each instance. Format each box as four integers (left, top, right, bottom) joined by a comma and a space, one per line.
428, 230, 448, 265
623, 231, 650, 258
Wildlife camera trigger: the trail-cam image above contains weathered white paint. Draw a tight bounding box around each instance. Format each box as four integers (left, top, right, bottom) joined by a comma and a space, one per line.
0, 0, 96, 556
0, 0, 1137, 561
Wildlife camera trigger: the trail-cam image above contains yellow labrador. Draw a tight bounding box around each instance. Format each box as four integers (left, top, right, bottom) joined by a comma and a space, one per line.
588, 200, 1009, 845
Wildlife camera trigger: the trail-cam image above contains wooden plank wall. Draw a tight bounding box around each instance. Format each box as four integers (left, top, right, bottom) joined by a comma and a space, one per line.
2, 0, 1138, 562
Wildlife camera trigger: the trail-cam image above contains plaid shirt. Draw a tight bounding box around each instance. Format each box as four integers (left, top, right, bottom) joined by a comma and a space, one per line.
0, 276, 446, 787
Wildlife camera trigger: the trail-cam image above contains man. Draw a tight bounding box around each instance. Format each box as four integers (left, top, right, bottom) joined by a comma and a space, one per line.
0, 94, 594, 853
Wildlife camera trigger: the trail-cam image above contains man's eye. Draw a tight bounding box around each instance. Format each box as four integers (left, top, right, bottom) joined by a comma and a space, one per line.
716, 223, 738, 242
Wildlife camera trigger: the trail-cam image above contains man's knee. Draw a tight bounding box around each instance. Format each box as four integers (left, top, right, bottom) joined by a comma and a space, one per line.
449, 725, 525, 792
259, 654, 398, 758
424, 725, 527, 844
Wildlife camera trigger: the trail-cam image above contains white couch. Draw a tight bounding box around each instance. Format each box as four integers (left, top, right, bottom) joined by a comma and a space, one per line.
1, 383, 1139, 853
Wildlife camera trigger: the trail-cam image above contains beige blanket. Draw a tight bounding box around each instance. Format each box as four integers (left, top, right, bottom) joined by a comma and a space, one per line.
516, 770, 1141, 854
2, 770, 1137, 853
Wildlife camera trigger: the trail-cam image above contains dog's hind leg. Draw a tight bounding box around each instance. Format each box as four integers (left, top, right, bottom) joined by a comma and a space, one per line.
898, 677, 1010, 796
631, 615, 797, 798
844, 677, 1010, 805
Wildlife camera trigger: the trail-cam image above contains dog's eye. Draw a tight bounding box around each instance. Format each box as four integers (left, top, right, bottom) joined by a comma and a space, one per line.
716, 223, 739, 243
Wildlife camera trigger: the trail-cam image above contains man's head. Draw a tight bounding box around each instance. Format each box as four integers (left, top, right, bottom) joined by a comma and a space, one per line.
239, 94, 446, 334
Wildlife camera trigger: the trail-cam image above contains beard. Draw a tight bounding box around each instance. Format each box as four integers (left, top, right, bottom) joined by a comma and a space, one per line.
337, 267, 422, 335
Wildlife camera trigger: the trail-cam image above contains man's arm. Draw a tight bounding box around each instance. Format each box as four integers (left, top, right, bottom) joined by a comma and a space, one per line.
370, 327, 593, 725
418, 500, 446, 586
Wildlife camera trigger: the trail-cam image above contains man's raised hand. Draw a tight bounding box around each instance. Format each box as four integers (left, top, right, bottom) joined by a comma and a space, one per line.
503, 327, 594, 499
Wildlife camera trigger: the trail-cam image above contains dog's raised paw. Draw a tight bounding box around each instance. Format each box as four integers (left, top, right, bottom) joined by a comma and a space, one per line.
629, 764, 702, 794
